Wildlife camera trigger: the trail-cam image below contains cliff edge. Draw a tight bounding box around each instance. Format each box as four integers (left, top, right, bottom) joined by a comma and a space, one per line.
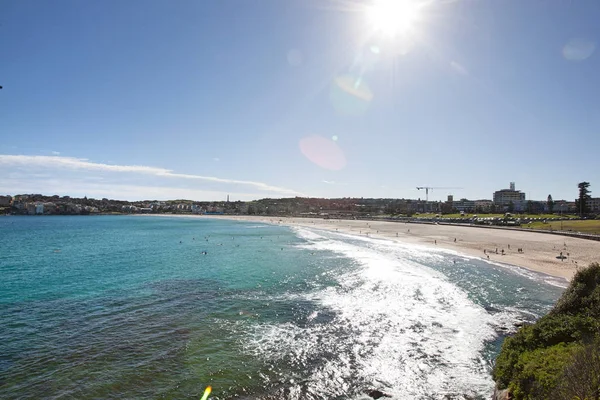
492, 263, 600, 399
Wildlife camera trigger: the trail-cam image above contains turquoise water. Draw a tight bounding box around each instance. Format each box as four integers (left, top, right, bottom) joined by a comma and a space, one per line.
0, 216, 565, 399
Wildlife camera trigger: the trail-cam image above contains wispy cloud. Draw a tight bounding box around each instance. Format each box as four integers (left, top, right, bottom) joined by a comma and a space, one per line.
0, 178, 269, 201
51, 151, 61, 155
322, 180, 346, 185
0, 154, 303, 199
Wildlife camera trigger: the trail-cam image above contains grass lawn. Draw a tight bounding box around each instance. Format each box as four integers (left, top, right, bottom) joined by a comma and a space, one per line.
411, 213, 579, 220
525, 220, 600, 235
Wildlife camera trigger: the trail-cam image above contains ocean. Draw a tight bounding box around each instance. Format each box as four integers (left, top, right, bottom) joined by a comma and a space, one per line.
0, 215, 565, 399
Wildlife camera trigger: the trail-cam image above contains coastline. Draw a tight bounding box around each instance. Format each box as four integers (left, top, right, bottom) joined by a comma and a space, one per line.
195, 215, 600, 282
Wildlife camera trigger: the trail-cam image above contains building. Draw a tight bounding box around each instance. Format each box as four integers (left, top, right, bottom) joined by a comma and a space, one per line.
493, 182, 526, 208
43, 202, 56, 214
554, 200, 576, 213
0, 195, 12, 206
26, 203, 45, 215
474, 200, 494, 212
588, 198, 600, 213
452, 198, 476, 213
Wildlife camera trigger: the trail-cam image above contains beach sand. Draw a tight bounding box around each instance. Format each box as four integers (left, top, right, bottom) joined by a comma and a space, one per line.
208, 215, 600, 282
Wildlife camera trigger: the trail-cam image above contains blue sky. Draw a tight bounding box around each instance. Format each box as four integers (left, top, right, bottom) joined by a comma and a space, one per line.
1, 0, 599, 202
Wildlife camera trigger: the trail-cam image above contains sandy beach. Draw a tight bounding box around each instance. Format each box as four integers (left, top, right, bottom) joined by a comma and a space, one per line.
204, 215, 600, 282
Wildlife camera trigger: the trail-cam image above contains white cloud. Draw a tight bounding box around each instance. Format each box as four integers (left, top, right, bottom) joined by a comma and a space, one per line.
51, 151, 61, 155
0, 178, 266, 201
0, 154, 304, 198
322, 180, 346, 185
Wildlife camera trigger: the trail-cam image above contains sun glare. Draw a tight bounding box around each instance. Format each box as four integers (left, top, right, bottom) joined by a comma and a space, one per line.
366, 0, 421, 38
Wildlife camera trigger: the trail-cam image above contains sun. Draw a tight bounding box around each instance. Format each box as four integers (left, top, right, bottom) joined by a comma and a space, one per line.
366, 0, 421, 38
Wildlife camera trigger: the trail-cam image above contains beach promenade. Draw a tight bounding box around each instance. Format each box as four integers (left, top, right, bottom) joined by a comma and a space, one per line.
211, 215, 600, 281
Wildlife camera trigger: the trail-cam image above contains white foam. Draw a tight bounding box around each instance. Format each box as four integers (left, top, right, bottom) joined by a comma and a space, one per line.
295, 226, 569, 289
245, 228, 503, 398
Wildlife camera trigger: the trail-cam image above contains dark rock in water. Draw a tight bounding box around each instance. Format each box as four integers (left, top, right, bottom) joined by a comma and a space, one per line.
367, 389, 392, 399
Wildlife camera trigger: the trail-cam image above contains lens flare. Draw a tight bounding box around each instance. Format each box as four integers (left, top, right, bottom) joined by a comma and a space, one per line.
562, 38, 595, 61
329, 74, 373, 116
299, 135, 347, 171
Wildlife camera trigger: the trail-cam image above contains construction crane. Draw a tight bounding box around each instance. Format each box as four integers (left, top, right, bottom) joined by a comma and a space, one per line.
416, 186, 463, 202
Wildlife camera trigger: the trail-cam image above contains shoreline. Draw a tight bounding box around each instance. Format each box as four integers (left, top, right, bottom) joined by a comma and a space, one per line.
194, 215, 600, 282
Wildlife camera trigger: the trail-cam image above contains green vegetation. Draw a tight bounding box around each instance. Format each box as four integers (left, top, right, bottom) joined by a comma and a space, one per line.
411, 213, 578, 220
576, 182, 592, 217
525, 220, 600, 235
493, 263, 600, 399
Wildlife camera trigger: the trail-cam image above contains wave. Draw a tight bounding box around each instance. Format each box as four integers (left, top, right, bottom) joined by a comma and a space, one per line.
243, 227, 503, 399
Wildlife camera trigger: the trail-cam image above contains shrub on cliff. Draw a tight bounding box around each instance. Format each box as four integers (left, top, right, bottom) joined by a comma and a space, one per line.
556, 336, 600, 400
493, 262, 600, 399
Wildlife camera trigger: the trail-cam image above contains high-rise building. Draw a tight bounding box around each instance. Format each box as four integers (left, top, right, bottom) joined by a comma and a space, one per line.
493, 182, 525, 208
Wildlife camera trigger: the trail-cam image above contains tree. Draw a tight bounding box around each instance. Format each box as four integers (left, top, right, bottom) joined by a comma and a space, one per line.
576, 182, 592, 217
508, 201, 515, 213
547, 195, 555, 213
526, 200, 534, 214
556, 337, 600, 400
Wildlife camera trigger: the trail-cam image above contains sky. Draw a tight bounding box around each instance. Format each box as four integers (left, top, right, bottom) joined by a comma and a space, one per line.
1, 0, 599, 202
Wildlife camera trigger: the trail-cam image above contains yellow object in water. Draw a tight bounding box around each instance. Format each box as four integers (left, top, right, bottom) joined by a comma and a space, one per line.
200, 386, 212, 400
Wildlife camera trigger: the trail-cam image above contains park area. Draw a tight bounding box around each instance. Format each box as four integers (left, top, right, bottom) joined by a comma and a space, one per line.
406, 213, 600, 235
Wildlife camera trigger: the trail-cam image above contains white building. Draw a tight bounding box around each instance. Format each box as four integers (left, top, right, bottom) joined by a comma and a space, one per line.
493, 182, 526, 207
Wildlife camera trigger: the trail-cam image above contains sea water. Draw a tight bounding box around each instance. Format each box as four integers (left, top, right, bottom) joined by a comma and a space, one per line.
0, 216, 565, 399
